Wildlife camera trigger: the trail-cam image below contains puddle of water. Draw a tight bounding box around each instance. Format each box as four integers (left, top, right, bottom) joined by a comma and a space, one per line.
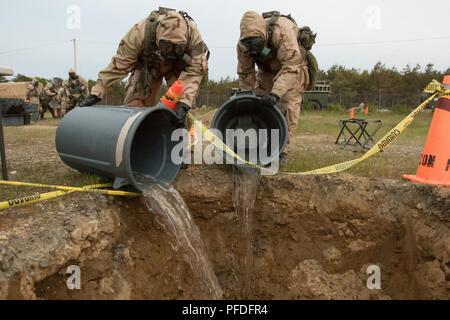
136, 174, 223, 299
232, 165, 261, 299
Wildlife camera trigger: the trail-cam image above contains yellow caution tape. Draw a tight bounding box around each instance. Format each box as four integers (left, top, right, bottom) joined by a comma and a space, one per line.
0, 180, 140, 197
188, 80, 449, 176
0, 183, 112, 212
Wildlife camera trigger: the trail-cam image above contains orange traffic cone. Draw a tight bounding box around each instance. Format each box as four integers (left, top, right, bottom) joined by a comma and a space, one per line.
403, 75, 450, 186
161, 81, 183, 110
364, 105, 369, 115
349, 107, 355, 119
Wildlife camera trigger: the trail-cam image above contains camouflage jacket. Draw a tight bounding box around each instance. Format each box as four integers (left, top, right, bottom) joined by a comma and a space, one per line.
26, 85, 40, 99
91, 10, 208, 107
237, 11, 309, 96
64, 76, 88, 98
40, 84, 57, 103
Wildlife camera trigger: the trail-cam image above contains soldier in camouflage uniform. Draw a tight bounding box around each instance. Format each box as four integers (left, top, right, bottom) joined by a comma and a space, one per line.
39, 82, 58, 119
57, 80, 68, 116
64, 68, 89, 112
237, 11, 316, 164
25, 78, 41, 113
81, 7, 209, 126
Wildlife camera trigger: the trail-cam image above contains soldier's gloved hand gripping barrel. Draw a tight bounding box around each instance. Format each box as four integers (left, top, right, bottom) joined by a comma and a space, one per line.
55, 105, 182, 192
210, 91, 288, 166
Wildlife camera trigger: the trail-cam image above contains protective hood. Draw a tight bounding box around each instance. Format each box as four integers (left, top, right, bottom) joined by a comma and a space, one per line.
156, 11, 188, 45
239, 11, 267, 42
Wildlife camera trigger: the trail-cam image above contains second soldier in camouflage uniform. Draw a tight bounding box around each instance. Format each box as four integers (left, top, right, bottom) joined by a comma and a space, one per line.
237, 11, 316, 164
39, 82, 58, 119
81, 7, 209, 126
57, 80, 68, 117
63, 68, 89, 112
26, 78, 41, 114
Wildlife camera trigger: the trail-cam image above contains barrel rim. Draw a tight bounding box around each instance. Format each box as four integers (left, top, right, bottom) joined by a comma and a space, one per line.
123, 105, 180, 191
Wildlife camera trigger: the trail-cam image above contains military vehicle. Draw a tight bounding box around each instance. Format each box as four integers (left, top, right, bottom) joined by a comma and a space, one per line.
302, 80, 331, 110
230, 80, 331, 110
0, 67, 40, 126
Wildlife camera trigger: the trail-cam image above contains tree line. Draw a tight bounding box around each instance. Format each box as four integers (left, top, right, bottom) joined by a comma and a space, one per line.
1, 62, 448, 109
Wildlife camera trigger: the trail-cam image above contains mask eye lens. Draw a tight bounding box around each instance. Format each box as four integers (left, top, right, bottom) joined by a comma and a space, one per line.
159, 41, 186, 59
159, 40, 174, 55
242, 37, 264, 56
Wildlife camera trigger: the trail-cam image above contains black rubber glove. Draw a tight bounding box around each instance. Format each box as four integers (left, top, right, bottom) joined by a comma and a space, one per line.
80, 94, 101, 107
261, 93, 280, 108
174, 102, 190, 127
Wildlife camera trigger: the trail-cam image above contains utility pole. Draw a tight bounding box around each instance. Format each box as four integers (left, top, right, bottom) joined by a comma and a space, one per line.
72, 38, 77, 72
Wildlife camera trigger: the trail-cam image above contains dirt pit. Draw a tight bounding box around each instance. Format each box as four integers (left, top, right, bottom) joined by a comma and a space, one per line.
0, 166, 449, 299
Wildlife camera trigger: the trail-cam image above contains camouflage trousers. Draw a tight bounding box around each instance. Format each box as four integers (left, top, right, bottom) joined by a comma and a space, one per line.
40, 102, 57, 119
123, 68, 179, 107
255, 70, 304, 153
59, 99, 67, 116
29, 97, 41, 113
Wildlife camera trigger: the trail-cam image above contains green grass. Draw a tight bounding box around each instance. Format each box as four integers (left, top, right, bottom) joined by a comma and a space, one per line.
285, 109, 432, 178
298, 109, 432, 143
0, 109, 433, 201
0, 117, 106, 200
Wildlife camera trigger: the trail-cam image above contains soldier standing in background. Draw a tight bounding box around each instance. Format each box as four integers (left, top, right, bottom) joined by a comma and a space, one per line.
80, 7, 209, 127
57, 80, 68, 117
39, 82, 58, 119
63, 68, 89, 112
237, 11, 317, 165
25, 78, 41, 114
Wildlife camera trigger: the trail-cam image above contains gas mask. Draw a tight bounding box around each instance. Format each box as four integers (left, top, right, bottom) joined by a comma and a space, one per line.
241, 37, 265, 57
241, 36, 272, 61
158, 40, 186, 61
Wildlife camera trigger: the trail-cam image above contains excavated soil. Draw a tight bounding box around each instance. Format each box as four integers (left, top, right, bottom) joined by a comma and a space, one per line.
0, 166, 449, 300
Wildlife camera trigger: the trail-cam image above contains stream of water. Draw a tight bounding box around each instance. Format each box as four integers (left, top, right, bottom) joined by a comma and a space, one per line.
137, 176, 223, 299
232, 166, 261, 299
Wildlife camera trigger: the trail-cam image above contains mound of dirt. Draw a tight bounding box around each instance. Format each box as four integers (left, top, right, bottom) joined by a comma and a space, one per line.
0, 166, 449, 299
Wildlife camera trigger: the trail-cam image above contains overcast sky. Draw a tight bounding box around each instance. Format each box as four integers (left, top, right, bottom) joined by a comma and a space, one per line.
1, 0, 449, 81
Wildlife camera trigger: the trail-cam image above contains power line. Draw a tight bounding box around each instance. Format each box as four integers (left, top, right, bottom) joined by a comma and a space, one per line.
77, 39, 118, 46
0, 41, 71, 55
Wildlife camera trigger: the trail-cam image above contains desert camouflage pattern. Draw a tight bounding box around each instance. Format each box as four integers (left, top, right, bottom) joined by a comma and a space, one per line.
237, 11, 309, 142
26, 79, 41, 112
91, 10, 208, 107
40, 83, 58, 118
63, 73, 89, 111
57, 82, 68, 115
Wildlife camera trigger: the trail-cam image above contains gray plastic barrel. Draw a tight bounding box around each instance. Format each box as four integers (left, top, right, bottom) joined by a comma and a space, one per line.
56, 105, 182, 191
210, 92, 288, 165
